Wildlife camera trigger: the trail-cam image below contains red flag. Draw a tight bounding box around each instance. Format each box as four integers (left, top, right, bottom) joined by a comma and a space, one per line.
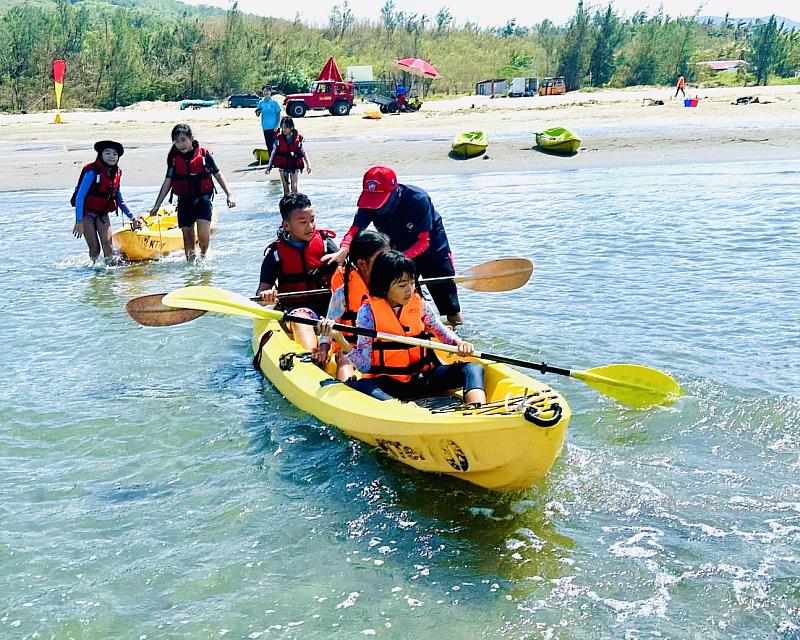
53, 59, 66, 84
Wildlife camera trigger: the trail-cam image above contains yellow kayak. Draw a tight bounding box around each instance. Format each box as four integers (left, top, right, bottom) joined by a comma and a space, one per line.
112, 206, 217, 261
252, 319, 570, 491
535, 127, 581, 154
252, 148, 270, 164
451, 131, 489, 158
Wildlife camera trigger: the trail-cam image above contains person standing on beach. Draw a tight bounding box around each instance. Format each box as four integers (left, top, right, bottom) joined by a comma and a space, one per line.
675, 75, 686, 98
255, 85, 282, 153
148, 124, 236, 261
322, 166, 463, 326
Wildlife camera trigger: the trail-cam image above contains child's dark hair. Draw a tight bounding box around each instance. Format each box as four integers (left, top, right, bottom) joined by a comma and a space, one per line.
278, 193, 312, 221
368, 250, 417, 299
279, 116, 296, 132
171, 123, 193, 141
343, 231, 390, 312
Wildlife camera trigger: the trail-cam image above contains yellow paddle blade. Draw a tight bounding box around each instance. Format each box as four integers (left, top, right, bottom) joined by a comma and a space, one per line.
573, 364, 683, 408
455, 258, 534, 292
162, 286, 282, 322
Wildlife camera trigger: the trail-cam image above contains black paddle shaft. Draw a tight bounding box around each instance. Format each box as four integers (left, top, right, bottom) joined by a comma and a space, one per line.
279, 312, 572, 377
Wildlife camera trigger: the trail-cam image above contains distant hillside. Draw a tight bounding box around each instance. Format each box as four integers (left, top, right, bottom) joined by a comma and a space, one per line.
701, 15, 800, 31
0, 0, 225, 18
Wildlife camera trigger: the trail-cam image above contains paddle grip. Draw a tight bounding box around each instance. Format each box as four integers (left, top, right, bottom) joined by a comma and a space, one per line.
476, 351, 572, 377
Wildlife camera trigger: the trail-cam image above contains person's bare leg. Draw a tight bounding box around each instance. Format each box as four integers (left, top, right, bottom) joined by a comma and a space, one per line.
83, 216, 101, 261
465, 388, 486, 405
96, 214, 114, 260
290, 172, 299, 194
280, 172, 290, 197
446, 312, 464, 326
289, 322, 318, 352
335, 351, 355, 381
181, 226, 197, 261
196, 219, 211, 258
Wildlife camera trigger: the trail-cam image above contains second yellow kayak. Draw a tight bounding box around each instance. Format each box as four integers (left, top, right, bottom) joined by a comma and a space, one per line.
112, 206, 217, 261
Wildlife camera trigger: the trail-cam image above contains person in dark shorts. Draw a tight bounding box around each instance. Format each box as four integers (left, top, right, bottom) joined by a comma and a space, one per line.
322, 166, 463, 325
148, 124, 236, 261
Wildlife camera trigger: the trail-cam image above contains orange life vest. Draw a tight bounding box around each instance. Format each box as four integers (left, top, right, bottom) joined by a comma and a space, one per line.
169, 143, 214, 197
270, 229, 336, 293
365, 292, 435, 382
330, 266, 369, 348
271, 133, 305, 171
71, 159, 121, 214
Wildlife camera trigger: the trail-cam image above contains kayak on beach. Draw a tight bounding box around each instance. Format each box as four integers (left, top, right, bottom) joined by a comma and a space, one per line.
451, 131, 489, 159
535, 127, 581, 154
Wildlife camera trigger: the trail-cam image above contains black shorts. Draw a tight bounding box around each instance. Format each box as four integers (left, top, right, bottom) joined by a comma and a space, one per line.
415, 251, 460, 316
176, 195, 213, 228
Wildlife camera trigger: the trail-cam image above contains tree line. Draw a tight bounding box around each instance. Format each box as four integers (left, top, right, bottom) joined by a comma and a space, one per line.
1, 0, 798, 113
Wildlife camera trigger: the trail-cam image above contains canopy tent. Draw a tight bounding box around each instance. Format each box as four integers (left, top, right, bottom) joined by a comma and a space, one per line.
316, 56, 344, 82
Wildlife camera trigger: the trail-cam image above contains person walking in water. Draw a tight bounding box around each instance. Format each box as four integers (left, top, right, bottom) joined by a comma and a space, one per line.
675, 75, 686, 98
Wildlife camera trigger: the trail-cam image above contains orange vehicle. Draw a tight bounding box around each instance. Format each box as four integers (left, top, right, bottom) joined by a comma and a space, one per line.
538, 76, 567, 96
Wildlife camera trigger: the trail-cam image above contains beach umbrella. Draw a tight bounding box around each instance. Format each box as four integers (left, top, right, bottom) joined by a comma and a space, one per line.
395, 57, 441, 79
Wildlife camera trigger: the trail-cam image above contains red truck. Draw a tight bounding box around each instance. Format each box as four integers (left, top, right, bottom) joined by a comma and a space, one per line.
284, 56, 354, 118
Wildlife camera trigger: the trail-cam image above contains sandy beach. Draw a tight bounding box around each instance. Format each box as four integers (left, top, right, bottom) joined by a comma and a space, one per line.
1, 84, 799, 192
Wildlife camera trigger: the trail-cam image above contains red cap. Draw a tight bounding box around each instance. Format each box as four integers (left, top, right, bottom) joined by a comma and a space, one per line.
357, 166, 398, 209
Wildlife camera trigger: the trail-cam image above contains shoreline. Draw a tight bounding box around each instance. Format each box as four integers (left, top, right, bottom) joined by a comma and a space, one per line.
1, 85, 799, 191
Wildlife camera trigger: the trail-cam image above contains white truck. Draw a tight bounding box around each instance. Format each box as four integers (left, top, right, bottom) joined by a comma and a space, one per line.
508, 77, 538, 97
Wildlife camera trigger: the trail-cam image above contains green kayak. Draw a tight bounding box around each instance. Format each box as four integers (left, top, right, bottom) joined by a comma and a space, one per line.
535, 127, 581, 154
452, 131, 489, 158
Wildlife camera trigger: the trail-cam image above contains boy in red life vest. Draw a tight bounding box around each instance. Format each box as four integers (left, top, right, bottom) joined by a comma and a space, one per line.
148, 124, 236, 261
315, 230, 390, 380
319, 250, 486, 405
71, 140, 141, 263
258, 193, 338, 352
265, 116, 311, 198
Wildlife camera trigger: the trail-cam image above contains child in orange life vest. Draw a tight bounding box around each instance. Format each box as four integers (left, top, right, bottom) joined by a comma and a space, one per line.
72, 140, 142, 263
315, 230, 390, 381
148, 124, 236, 261
258, 193, 338, 352
265, 116, 311, 198
318, 251, 486, 405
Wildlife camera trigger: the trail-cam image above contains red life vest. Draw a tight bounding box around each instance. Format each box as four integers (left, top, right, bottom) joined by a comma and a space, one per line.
330, 266, 369, 347
271, 133, 305, 171
365, 292, 435, 382
169, 143, 214, 197
270, 229, 336, 293
71, 159, 121, 214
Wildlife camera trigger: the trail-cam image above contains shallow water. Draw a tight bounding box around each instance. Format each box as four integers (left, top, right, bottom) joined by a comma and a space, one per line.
2, 160, 799, 639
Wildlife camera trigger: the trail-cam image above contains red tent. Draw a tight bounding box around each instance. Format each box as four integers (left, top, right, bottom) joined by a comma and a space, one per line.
316, 57, 344, 83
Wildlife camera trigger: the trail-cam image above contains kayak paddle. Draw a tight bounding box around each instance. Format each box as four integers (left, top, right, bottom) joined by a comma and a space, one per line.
160, 286, 682, 409
126, 257, 534, 327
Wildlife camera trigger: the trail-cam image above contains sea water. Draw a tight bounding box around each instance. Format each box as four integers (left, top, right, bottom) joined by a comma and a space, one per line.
1, 161, 798, 639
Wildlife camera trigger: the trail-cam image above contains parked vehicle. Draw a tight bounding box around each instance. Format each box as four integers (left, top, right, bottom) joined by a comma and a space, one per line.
508, 77, 539, 97
226, 93, 260, 108
283, 57, 354, 118
538, 77, 567, 96
179, 99, 217, 110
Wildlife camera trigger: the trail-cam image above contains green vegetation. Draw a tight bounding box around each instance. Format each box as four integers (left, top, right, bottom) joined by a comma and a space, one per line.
1, 0, 799, 112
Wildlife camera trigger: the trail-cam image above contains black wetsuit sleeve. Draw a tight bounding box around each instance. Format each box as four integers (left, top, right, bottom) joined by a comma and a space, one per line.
204, 152, 220, 174
259, 248, 278, 288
